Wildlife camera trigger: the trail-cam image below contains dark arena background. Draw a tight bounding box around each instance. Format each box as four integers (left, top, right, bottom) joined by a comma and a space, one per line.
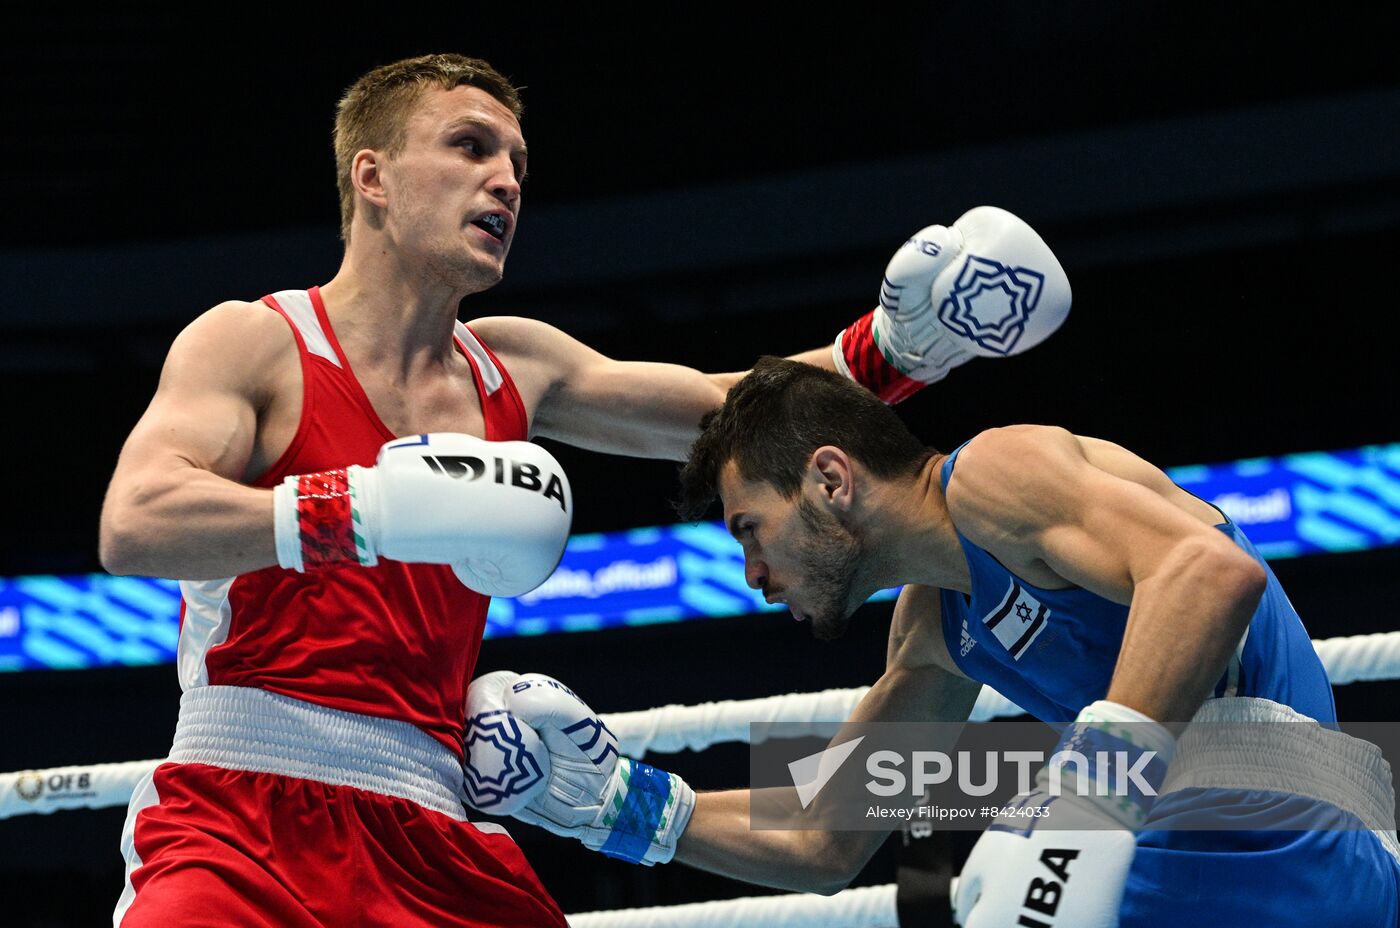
3, 6, 1399, 925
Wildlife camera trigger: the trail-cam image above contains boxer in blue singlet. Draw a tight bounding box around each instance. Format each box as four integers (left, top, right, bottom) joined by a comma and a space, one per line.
659, 356, 1399, 927
471, 355, 1398, 925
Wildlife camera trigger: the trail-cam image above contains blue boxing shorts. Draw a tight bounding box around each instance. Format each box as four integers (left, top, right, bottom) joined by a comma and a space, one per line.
1120, 698, 1400, 926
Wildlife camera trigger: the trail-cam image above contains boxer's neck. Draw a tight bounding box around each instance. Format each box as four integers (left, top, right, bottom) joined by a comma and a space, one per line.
860, 455, 971, 595
320, 244, 488, 372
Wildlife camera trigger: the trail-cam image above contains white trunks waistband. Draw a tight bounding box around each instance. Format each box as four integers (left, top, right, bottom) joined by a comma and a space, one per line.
1161, 696, 1398, 864
170, 685, 497, 829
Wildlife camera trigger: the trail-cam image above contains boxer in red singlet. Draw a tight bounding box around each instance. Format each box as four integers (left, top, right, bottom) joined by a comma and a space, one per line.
99, 54, 1067, 926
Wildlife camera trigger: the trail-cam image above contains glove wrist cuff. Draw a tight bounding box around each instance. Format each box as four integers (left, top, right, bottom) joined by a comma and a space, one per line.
272, 480, 305, 572
1044, 700, 1176, 830
274, 467, 377, 573
834, 310, 930, 404
597, 758, 695, 866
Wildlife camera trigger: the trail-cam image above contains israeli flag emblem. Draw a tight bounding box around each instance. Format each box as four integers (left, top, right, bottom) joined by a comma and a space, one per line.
983, 580, 1050, 660
937, 255, 1045, 355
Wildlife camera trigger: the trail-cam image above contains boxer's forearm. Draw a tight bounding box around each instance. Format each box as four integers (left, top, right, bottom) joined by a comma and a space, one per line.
674, 788, 857, 895
706, 344, 837, 394
100, 465, 277, 580
786, 344, 837, 371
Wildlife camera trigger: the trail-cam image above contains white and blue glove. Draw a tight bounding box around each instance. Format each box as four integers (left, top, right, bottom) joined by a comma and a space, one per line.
834, 206, 1071, 403
464, 671, 695, 865
463, 670, 551, 814
953, 700, 1174, 928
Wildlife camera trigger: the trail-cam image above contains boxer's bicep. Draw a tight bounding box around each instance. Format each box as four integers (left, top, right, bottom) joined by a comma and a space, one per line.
101, 305, 285, 575
884, 584, 967, 676
113, 305, 270, 484
475, 316, 729, 459
781, 654, 979, 886
542, 357, 728, 458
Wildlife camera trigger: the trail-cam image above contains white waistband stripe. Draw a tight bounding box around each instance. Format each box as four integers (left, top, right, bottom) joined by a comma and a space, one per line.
169, 685, 499, 829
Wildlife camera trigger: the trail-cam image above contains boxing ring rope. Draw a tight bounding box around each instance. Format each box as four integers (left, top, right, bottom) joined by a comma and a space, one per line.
609, 629, 1400, 755
3, 630, 1399, 926
566, 883, 899, 928
3, 631, 1398, 820
1314, 631, 1400, 685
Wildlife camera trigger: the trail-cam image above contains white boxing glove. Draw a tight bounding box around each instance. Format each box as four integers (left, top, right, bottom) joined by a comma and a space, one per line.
835, 206, 1071, 403
463, 670, 551, 815
954, 700, 1174, 928
506, 673, 695, 866
272, 432, 572, 597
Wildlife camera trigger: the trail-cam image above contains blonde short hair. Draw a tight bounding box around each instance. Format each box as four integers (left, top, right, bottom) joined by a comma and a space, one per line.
334, 54, 523, 242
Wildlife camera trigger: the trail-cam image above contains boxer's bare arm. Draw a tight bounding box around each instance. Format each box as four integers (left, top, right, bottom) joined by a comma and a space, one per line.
673, 586, 980, 894
946, 425, 1267, 727
99, 303, 291, 580
468, 316, 833, 461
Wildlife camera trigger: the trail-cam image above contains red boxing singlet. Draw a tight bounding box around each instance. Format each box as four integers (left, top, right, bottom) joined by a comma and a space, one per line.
178, 286, 527, 752
115, 288, 566, 927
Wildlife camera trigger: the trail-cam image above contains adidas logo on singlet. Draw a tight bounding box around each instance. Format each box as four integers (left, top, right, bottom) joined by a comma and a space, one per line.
960, 615, 977, 657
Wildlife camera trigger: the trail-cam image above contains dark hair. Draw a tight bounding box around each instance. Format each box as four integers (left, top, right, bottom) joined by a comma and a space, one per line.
334, 54, 524, 242
677, 357, 934, 519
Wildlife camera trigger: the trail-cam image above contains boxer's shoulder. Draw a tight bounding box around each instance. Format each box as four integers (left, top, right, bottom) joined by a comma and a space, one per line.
464, 315, 570, 367
165, 303, 302, 481
944, 425, 1076, 521
462, 315, 595, 412
168, 300, 298, 399
942, 426, 1082, 581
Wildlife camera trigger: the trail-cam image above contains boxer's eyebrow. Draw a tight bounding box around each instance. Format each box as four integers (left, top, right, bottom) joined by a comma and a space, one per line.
444, 115, 529, 159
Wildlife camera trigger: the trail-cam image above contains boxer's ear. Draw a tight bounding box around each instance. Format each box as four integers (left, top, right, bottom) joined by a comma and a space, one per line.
809, 446, 854, 512
351, 148, 390, 211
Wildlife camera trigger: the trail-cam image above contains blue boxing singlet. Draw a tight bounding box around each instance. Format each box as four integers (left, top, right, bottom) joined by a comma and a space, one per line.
936, 441, 1337, 726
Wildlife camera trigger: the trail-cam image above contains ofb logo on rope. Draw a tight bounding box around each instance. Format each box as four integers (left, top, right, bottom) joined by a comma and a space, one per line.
937, 255, 1046, 355
14, 772, 42, 802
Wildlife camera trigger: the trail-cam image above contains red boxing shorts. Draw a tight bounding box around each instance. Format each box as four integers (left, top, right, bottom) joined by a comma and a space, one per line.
115, 686, 566, 927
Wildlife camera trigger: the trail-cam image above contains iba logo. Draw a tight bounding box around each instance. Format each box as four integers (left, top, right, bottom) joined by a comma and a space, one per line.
1015, 847, 1081, 927
422, 455, 568, 513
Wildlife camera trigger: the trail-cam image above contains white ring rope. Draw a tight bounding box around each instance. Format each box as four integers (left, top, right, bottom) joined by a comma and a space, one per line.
609, 687, 864, 755
1315, 632, 1400, 685
608, 629, 1400, 755
2, 631, 1397, 821
0, 760, 158, 821
566, 883, 898, 928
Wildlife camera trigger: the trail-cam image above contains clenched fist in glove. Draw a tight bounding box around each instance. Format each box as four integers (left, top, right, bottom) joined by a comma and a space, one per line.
466, 672, 695, 865
835, 206, 1071, 403
273, 433, 571, 598
954, 700, 1174, 928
